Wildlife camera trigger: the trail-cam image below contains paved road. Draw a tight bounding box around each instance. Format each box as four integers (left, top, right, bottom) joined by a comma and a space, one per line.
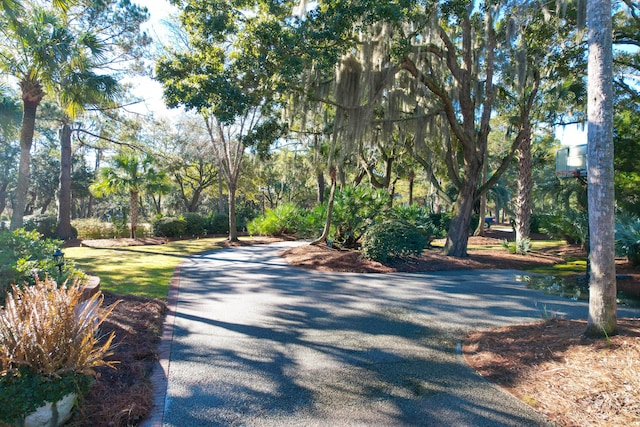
160, 241, 635, 426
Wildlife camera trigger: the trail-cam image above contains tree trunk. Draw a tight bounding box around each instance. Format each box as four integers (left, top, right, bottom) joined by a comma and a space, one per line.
585, 0, 617, 337
317, 171, 325, 204
515, 126, 533, 252
408, 171, 415, 206
311, 167, 336, 246
444, 181, 476, 257
11, 82, 43, 230
0, 182, 8, 216
228, 184, 239, 242
130, 189, 139, 239
57, 123, 73, 239
218, 170, 225, 213
474, 157, 489, 237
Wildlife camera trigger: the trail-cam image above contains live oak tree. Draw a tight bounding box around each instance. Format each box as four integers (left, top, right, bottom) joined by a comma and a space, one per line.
157, 0, 285, 241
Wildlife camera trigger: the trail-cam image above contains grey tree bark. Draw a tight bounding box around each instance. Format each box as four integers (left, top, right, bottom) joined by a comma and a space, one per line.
586, 0, 617, 337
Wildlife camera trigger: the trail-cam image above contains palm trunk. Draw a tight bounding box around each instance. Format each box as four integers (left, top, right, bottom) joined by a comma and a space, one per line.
585, 0, 617, 337
11, 92, 41, 230
130, 190, 139, 239
57, 123, 73, 239
515, 126, 533, 251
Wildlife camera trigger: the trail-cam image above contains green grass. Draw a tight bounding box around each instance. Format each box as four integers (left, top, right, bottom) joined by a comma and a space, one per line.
526, 260, 588, 276
64, 237, 228, 299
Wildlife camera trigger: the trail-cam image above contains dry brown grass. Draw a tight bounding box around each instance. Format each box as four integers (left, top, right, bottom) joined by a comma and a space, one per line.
0, 277, 118, 377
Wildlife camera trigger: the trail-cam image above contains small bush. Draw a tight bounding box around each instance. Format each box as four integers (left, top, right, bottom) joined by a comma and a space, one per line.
361, 220, 427, 263
207, 212, 230, 234
0, 229, 82, 303
0, 277, 118, 422
298, 204, 327, 238
182, 213, 207, 236
23, 215, 58, 239
152, 217, 187, 238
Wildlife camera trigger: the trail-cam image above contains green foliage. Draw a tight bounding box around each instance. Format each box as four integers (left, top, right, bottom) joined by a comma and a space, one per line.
615, 213, 640, 265
361, 220, 427, 263
384, 205, 439, 245
331, 185, 390, 248
614, 108, 640, 216
299, 204, 327, 239
247, 203, 302, 236
72, 218, 114, 239
427, 212, 452, 238
182, 213, 207, 236
530, 214, 541, 234
23, 215, 57, 239
207, 212, 230, 235
72, 219, 149, 239
0, 229, 81, 303
0, 277, 116, 422
0, 369, 92, 424
502, 237, 535, 255
539, 211, 588, 247
152, 217, 187, 238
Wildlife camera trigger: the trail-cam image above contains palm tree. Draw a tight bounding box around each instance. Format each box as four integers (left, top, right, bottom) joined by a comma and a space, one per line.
0, 5, 83, 229
90, 153, 164, 239
55, 70, 118, 239
586, 0, 617, 337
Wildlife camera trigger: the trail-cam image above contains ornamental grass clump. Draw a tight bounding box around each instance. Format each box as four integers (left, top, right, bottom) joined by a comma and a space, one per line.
0, 276, 119, 423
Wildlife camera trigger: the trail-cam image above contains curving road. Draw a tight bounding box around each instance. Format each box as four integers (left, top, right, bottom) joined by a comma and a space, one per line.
155, 241, 636, 426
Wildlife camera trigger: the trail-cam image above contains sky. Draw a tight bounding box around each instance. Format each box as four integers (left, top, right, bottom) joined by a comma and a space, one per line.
125, 0, 178, 118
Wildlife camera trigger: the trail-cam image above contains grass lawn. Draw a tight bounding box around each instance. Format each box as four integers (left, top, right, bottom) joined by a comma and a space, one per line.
64, 237, 228, 299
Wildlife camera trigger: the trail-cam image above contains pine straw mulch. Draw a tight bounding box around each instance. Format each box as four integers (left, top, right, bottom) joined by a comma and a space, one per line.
464, 319, 640, 427
67, 293, 167, 427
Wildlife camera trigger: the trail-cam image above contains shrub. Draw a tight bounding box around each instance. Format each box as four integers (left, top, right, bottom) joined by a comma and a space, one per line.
361, 220, 427, 263
298, 204, 327, 238
207, 212, 230, 235
427, 212, 451, 238
331, 185, 390, 248
182, 213, 207, 236
247, 203, 302, 236
385, 205, 438, 245
0, 277, 118, 423
530, 214, 541, 234
72, 218, 112, 239
151, 217, 187, 238
539, 211, 588, 247
0, 229, 82, 303
23, 215, 58, 239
